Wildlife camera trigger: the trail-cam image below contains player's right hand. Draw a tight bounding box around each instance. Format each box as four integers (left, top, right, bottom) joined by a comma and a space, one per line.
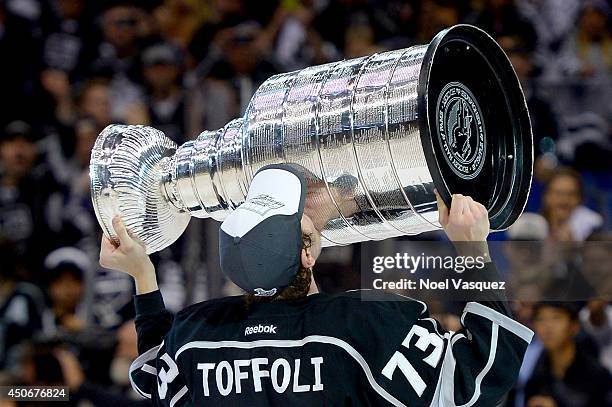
435, 191, 489, 242
99, 216, 154, 278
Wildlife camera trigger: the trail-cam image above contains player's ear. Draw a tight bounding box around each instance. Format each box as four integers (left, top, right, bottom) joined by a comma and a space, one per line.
301, 246, 316, 269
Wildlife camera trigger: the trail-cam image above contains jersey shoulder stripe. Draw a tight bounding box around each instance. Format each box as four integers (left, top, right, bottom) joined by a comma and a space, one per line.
462, 302, 534, 343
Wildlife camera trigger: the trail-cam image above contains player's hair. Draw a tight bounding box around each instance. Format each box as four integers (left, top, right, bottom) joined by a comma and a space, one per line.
245, 233, 314, 308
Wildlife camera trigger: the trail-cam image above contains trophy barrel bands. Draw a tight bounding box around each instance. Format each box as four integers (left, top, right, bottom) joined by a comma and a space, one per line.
89, 125, 191, 254
161, 120, 250, 222
243, 45, 442, 245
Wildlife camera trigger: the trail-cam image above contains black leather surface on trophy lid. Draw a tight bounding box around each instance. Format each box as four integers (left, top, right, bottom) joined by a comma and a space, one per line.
418, 24, 533, 231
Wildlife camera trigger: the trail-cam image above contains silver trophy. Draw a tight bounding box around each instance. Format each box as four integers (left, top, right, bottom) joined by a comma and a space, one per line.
90, 24, 533, 254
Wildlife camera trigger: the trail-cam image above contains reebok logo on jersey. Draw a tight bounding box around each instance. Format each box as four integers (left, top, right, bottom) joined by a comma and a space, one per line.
245, 324, 278, 336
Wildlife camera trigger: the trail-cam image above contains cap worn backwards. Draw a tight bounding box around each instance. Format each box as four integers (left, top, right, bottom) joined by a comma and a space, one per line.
219, 164, 307, 296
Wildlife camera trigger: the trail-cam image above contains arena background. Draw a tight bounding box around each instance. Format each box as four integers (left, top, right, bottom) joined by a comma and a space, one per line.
0, 0, 611, 406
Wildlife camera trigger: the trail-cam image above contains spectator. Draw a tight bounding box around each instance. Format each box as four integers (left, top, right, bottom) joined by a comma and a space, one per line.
75, 79, 113, 131
68, 116, 97, 190
89, 268, 134, 331
0, 240, 45, 369
19, 341, 66, 388
142, 42, 187, 143
41, 247, 92, 338
0, 121, 64, 271
188, 0, 249, 65
547, 1, 612, 170
504, 212, 554, 304
52, 321, 148, 405
500, 38, 560, 158
578, 234, 612, 373
541, 167, 603, 241
109, 320, 138, 390
415, 0, 461, 43
39, 0, 97, 82
312, 0, 402, 51
94, 2, 145, 81
187, 21, 279, 133
556, 0, 612, 81
344, 23, 384, 58
152, 0, 207, 51
209, 20, 279, 88
91, 2, 150, 124
580, 233, 612, 298
580, 300, 612, 374
515, 0, 581, 59
52, 116, 100, 248
465, 0, 537, 51
56, 348, 148, 406
526, 301, 612, 407
376, 0, 422, 43
38, 69, 76, 131
0, 0, 42, 125
274, 2, 339, 70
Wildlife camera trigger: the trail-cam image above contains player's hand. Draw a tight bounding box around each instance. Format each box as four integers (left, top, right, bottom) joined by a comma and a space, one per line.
99, 216, 154, 279
435, 191, 489, 242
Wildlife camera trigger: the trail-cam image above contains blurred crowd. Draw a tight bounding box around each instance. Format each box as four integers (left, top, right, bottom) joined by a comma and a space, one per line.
0, 0, 611, 405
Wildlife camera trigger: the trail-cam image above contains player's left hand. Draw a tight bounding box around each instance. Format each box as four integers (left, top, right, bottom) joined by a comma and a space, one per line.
99, 216, 154, 278
435, 191, 489, 242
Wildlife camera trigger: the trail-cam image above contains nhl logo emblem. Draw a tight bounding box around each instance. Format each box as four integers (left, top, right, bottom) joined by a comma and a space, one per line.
436, 82, 487, 180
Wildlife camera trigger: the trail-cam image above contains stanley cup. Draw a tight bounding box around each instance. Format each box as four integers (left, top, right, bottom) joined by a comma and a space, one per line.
90, 24, 533, 254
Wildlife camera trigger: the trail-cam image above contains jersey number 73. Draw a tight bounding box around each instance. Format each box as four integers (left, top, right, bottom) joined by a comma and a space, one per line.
382, 325, 444, 397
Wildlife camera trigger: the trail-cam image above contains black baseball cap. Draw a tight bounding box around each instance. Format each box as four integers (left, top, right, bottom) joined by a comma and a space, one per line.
219, 164, 306, 297
2, 121, 36, 143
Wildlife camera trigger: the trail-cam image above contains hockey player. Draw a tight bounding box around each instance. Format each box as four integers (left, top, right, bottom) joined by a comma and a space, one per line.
100, 164, 533, 406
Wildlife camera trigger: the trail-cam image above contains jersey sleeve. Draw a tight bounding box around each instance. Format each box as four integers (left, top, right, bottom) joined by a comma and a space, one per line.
133, 290, 174, 354
129, 290, 191, 406
430, 262, 534, 407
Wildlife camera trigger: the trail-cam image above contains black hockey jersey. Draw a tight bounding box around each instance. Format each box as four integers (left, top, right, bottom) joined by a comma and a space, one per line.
129, 263, 533, 406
